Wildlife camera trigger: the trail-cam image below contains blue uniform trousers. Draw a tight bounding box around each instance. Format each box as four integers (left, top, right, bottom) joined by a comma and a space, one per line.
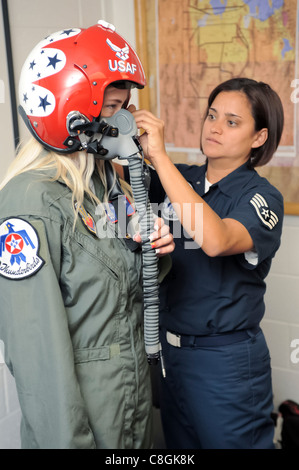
159, 328, 275, 449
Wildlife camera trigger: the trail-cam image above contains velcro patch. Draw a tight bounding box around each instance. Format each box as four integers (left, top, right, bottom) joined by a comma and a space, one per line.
76, 204, 97, 235
0, 218, 44, 279
250, 193, 279, 230
105, 196, 136, 224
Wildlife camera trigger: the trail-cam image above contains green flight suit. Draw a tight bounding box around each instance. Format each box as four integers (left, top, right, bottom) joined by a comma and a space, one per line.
0, 167, 153, 449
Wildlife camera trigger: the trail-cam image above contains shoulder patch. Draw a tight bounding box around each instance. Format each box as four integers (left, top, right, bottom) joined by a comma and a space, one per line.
250, 193, 279, 230
0, 218, 44, 280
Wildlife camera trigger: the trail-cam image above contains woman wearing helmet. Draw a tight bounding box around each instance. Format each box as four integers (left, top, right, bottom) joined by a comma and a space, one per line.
0, 21, 174, 449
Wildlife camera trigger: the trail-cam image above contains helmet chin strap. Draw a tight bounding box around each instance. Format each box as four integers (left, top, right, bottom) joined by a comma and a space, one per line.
66, 111, 119, 155
19, 105, 117, 155
18, 106, 120, 155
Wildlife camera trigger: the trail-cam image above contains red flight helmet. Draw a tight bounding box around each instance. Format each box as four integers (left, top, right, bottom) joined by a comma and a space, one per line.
18, 20, 146, 153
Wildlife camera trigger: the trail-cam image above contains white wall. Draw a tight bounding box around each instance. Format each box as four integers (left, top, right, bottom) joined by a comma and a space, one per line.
262, 214, 299, 410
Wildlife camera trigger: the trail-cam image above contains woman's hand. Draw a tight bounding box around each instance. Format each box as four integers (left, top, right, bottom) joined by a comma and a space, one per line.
133, 217, 175, 258
127, 105, 168, 167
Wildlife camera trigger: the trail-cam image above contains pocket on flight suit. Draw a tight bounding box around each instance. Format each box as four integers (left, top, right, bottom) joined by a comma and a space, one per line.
69, 229, 120, 281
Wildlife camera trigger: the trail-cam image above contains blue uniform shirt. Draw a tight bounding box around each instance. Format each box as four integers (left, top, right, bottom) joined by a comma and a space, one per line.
145, 162, 284, 335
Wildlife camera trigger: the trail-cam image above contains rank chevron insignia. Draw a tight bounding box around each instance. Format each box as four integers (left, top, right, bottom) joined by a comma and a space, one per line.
250, 193, 279, 230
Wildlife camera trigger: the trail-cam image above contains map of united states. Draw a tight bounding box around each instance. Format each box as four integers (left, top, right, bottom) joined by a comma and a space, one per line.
158, 0, 296, 154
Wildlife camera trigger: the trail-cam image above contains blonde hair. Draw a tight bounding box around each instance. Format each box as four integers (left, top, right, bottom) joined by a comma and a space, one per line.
0, 137, 116, 223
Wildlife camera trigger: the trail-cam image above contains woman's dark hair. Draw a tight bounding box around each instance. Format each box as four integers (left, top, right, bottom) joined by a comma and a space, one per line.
202, 77, 284, 168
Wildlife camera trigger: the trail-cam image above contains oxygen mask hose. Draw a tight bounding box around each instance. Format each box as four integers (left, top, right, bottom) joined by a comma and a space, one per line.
127, 155, 160, 361
93, 109, 165, 375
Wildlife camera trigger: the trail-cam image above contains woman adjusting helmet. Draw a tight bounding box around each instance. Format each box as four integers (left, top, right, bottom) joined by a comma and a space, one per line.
18, 20, 146, 153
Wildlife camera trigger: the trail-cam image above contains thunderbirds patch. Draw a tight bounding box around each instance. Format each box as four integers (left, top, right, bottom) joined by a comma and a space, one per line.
0, 218, 44, 279
250, 193, 279, 230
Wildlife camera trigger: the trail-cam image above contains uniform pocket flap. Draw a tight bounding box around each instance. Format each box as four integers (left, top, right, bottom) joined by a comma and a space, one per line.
74, 344, 120, 363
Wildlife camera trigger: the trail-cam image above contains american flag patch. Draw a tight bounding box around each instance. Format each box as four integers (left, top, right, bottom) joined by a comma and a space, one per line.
250, 193, 279, 230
